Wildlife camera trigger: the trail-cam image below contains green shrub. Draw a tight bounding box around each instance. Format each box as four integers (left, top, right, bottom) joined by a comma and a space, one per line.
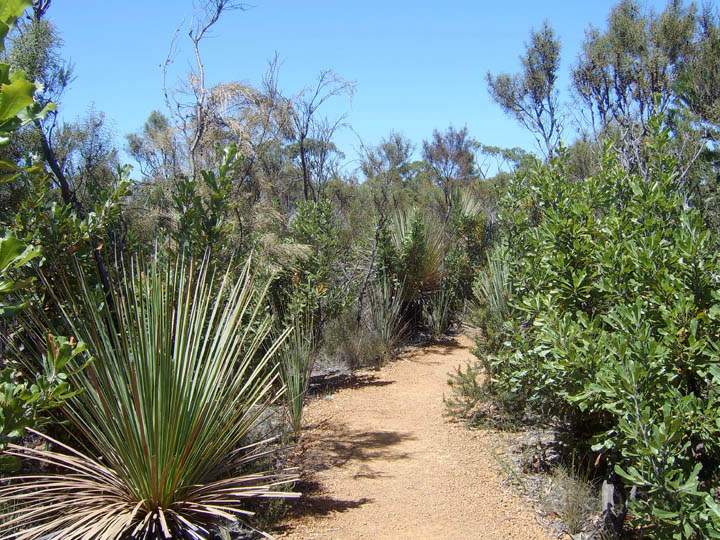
271, 198, 346, 333
368, 276, 407, 359
422, 287, 454, 340
0, 233, 82, 468
482, 124, 720, 537
277, 316, 315, 436
0, 256, 298, 538
0, 232, 41, 317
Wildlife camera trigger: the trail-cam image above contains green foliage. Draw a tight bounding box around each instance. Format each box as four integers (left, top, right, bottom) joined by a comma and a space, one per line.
367, 276, 406, 361
573, 0, 697, 131
277, 316, 315, 436
445, 188, 491, 303
173, 144, 239, 257
0, 255, 298, 538
422, 287, 454, 340
0, 3, 53, 148
445, 362, 485, 422
480, 124, 720, 537
10, 164, 129, 258
379, 206, 446, 320
0, 230, 38, 316
471, 244, 510, 354
487, 21, 562, 158
0, 334, 85, 460
0, 1, 29, 49
276, 198, 345, 328
0, 230, 81, 474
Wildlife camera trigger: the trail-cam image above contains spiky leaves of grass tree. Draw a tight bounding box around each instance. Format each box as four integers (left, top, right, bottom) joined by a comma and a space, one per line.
389, 208, 445, 303
277, 316, 315, 437
368, 276, 407, 362
0, 256, 298, 539
473, 244, 510, 323
471, 244, 511, 354
422, 287, 455, 341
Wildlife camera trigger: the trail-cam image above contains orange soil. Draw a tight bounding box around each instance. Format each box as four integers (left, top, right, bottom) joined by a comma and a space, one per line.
276, 335, 550, 540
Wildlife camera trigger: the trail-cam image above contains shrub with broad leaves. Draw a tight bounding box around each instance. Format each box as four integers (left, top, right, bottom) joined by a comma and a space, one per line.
481, 121, 720, 537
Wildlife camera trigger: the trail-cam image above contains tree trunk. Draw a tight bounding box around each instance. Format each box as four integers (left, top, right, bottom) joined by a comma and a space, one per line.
34, 120, 115, 306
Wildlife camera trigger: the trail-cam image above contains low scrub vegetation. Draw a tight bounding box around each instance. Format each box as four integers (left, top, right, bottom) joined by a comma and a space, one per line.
463, 126, 720, 537
1, 257, 299, 538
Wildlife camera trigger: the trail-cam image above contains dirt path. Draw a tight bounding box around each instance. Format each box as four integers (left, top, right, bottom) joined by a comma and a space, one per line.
277, 335, 549, 540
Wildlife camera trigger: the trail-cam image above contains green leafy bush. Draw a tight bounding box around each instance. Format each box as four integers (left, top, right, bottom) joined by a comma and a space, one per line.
272, 198, 346, 331
0, 231, 39, 316
481, 125, 720, 537
0, 233, 82, 469
172, 144, 239, 258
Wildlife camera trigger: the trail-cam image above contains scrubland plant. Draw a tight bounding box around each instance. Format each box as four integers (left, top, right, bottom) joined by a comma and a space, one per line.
383, 207, 445, 306
368, 276, 407, 361
471, 122, 720, 537
277, 316, 315, 436
0, 256, 298, 539
0, 236, 86, 472
471, 244, 510, 353
320, 310, 387, 369
422, 287, 454, 340
474, 245, 510, 322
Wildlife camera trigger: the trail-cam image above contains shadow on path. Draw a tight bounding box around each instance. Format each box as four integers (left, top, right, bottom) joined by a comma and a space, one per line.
298, 419, 415, 473
308, 373, 395, 395
275, 480, 373, 533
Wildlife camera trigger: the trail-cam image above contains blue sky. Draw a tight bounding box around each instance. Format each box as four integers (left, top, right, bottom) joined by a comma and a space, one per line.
51, 0, 674, 172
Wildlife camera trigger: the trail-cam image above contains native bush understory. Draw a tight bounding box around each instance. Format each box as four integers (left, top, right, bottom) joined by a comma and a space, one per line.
3, 0, 720, 537
458, 124, 720, 538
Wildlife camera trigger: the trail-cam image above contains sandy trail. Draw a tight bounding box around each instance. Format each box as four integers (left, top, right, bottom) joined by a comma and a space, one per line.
277, 335, 549, 540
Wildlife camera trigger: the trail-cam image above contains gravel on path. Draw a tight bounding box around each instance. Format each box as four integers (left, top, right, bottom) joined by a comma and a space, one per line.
277, 335, 550, 540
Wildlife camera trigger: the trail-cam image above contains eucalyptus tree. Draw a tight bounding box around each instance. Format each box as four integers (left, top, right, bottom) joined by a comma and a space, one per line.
677, 6, 720, 130
422, 126, 477, 220
572, 0, 699, 172
1, 0, 128, 301
487, 22, 563, 160
287, 70, 354, 202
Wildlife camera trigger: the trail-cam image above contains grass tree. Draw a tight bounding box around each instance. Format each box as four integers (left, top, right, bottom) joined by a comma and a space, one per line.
368, 276, 407, 360
422, 287, 455, 341
0, 256, 298, 539
277, 316, 315, 436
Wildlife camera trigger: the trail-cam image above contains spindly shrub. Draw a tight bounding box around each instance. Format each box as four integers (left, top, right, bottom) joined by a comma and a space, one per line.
481, 124, 720, 537
320, 310, 388, 369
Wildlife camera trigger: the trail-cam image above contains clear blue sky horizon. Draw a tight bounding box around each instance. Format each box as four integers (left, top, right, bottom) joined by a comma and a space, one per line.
52, 0, 676, 175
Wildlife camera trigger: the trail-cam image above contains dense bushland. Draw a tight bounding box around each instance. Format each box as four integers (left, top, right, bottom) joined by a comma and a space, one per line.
469, 126, 720, 537
0, 2, 489, 536
3, 0, 720, 537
